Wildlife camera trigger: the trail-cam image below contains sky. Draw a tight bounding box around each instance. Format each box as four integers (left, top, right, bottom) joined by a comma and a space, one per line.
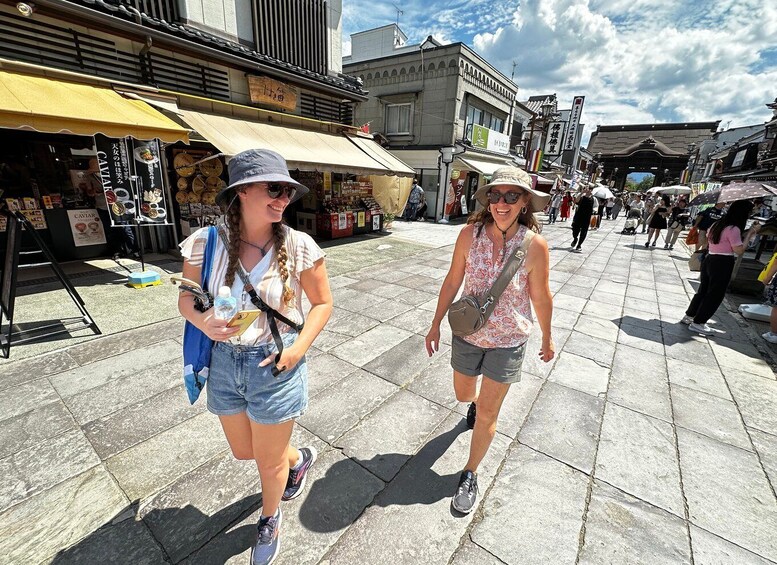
341, 0, 777, 147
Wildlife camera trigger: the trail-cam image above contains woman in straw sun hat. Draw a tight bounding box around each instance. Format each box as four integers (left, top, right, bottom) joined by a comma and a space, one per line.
425, 166, 555, 515
177, 148, 332, 565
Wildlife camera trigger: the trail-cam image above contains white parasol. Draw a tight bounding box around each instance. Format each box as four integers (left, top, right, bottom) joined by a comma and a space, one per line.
591, 185, 615, 200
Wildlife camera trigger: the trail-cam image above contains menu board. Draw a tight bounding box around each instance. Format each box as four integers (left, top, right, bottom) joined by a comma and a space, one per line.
66, 209, 107, 247
130, 139, 170, 225
95, 134, 133, 226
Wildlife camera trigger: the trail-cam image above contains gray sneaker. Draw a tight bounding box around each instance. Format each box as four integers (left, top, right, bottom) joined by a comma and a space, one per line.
282, 446, 317, 501
452, 470, 478, 514
251, 508, 282, 565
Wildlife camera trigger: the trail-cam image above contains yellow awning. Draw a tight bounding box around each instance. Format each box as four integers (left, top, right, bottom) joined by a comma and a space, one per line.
455, 155, 513, 176
178, 109, 412, 176
0, 70, 189, 143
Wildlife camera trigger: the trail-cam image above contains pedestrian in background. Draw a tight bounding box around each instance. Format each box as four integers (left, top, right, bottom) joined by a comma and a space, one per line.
595, 194, 607, 228
645, 194, 671, 247
177, 149, 332, 565
610, 195, 623, 220
664, 199, 689, 250
571, 186, 595, 251
425, 166, 554, 516
642, 194, 656, 233
692, 201, 726, 251
683, 200, 760, 336
548, 189, 563, 224
560, 190, 572, 222
605, 197, 615, 220
404, 178, 424, 220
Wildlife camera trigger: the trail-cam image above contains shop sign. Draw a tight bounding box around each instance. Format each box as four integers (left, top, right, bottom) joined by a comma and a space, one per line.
357, 211, 365, 227
544, 121, 566, 156
563, 96, 585, 151
372, 215, 380, 230
130, 139, 170, 225
323, 172, 332, 191
247, 75, 298, 111
95, 134, 132, 226
67, 209, 106, 247
338, 213, 347, 230
471, 124, 510, 155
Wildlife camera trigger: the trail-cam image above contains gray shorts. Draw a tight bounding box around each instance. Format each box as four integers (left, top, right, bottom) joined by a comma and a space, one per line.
450, 335, 526, 384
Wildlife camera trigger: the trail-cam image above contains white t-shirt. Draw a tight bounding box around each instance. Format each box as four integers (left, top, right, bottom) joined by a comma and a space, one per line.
180, 224, 325, 346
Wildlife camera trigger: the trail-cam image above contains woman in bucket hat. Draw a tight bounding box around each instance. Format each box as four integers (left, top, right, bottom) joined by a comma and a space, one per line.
424, 166, 555, 515
177, 149, 332, 565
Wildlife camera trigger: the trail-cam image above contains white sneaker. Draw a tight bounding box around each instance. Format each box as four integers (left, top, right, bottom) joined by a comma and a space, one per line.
681, 315, 693, 325
762, 332, 777, 344
689, 322, 714, 336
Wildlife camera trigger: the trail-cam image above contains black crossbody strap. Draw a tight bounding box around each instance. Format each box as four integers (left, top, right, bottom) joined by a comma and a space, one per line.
217, 226, 304, 376
479, 229, 535, 320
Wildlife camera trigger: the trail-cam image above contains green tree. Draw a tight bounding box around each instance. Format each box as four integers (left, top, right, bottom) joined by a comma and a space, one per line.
635, 175, 655, 191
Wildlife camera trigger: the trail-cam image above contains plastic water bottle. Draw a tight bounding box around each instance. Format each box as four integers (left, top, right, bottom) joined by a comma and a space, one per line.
213, 286, 238, 320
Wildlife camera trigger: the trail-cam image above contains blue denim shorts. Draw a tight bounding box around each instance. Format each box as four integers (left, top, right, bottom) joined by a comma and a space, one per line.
207, 332, 308, 425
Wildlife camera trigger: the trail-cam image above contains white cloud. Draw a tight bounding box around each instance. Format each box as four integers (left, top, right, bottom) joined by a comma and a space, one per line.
470, 0, 777, 145
341, 0, 776, 144
342, 40, 351, 57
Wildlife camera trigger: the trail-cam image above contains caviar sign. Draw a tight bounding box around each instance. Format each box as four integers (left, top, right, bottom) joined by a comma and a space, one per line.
95, 134, 133, 226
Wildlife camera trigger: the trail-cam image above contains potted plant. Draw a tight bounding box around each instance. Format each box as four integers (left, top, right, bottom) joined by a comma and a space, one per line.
383, 212, 395, 231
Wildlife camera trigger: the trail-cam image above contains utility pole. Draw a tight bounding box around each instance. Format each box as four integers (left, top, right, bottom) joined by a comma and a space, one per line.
511, 61, 517, 82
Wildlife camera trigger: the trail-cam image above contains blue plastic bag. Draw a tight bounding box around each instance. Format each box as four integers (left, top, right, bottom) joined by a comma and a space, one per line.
182, 226, 217, 404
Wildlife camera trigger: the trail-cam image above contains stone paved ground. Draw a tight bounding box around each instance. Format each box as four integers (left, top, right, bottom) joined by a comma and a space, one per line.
1, 214, 777, 564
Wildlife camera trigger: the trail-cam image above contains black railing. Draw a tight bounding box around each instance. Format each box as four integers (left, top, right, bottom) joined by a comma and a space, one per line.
0, 11, 230, 99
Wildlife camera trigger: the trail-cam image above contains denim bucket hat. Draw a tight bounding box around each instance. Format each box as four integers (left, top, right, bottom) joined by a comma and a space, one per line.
216, 148, 309, 208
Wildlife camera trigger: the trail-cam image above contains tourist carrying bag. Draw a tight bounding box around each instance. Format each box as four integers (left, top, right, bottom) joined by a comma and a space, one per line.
685, 226, 699, 245
448, 230, 534, 337
688, 250, 705, 272
181, 225, 218, 404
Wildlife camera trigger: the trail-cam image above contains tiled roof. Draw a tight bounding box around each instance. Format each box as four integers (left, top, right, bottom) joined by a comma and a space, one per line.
587, 122, 719, 155
68, 0, 366, 96
522, 94, 556, 115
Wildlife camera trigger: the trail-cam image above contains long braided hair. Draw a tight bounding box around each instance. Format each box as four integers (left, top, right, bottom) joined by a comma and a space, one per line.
223, 190, 295, 306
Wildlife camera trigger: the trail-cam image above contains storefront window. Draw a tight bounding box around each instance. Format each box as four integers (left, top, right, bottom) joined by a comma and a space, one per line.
386, 103, 412, 135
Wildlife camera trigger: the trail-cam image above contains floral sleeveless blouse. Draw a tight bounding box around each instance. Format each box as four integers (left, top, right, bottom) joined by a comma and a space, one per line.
462, 223, 533, 349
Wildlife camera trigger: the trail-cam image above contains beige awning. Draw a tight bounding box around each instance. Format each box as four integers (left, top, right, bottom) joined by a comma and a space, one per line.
454, 155, 513, 176
178, 109, 411, 176
345, 134, 415, 176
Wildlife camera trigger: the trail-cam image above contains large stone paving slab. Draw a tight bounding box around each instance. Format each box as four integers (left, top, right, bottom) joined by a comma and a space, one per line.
596, 402, 684, 516
0, 379, 59, 423
363, 334, 449, 387
297, 369, 398, 442
105, 411, 229, 501
324, 413, 509, 564
562, 330, 616, 367
304, 352, 359, 398
690, 525, 775, 565
337, 389, 449, 481
471, 444, 589, 564
725, 368, 777, 436
329, 325, 413, 367
48, 340, 182, 399
450, 541, 506, 565
140, 451, 262, 562
578, 481, 691, 564
608, 345, 672, 422
710, 338, 775, 379
749, 428, 777, 491
548, 351, 609, 397
671, 384, 752, 450
0, 429, 100, 513
677, 428, 777, 561
0, 349, 78, 391
62, 358, 182, 425
0, 467, 129, 564
0, 399, 75, 459
519, 381, 604, 473
666, 357, 731, 400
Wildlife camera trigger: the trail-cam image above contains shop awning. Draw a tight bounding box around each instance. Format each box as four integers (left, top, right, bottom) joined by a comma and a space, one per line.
454, 155, 512, 176
178, 109, 414, 176
345, 134, 415, 176
0, 70, 189, 143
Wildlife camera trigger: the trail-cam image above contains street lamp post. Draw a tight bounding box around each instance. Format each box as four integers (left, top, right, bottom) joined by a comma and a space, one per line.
524, 101, 555, 172
687, 142, 701, 184
437, 144, 465, 223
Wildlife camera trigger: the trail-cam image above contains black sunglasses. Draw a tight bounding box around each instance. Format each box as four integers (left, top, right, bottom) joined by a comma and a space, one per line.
266, 183, 297, 200
487, 190, 524, 204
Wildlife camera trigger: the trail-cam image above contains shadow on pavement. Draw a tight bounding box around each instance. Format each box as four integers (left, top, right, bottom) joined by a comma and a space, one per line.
299, 420, 468, 532
50, 494, 261, 564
